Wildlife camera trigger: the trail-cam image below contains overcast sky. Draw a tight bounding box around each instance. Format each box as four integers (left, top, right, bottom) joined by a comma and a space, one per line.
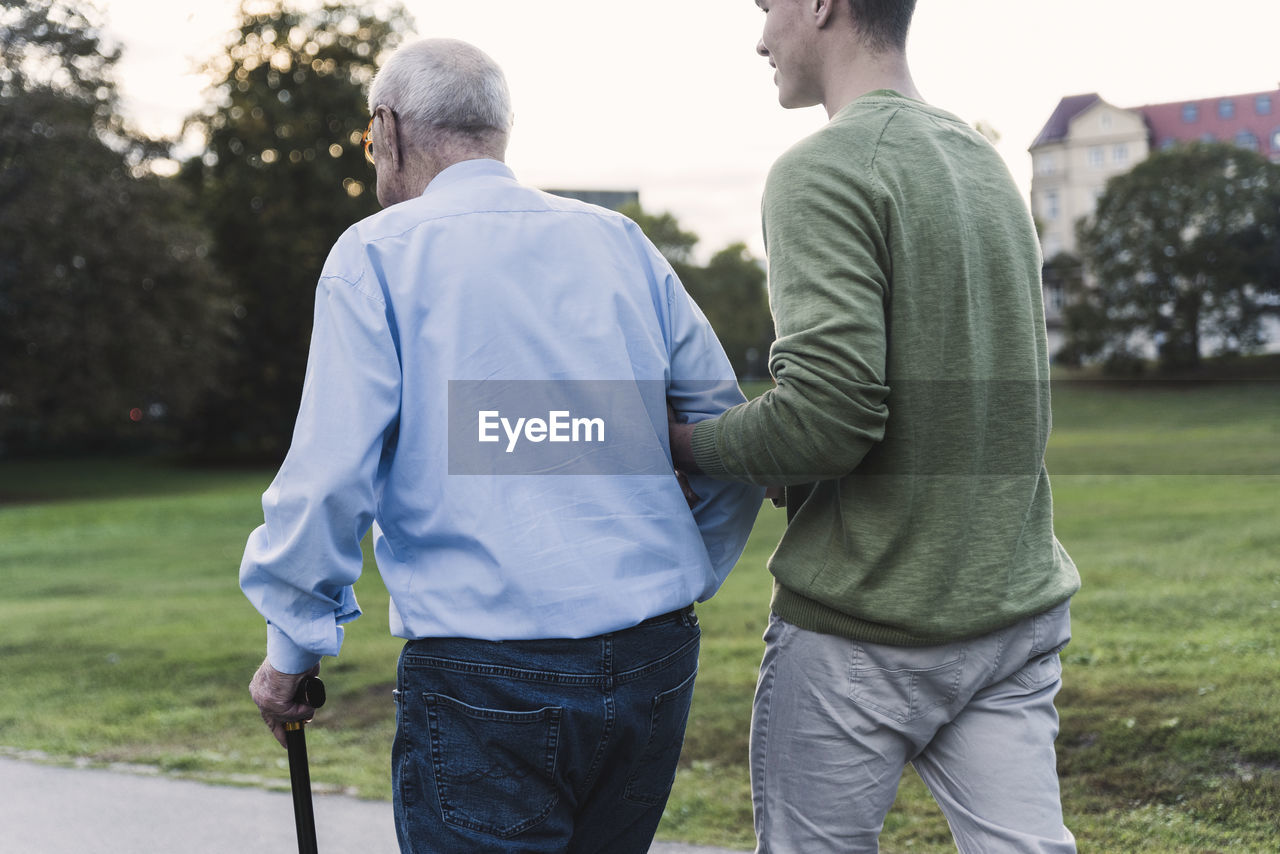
95, 0, 1280, 259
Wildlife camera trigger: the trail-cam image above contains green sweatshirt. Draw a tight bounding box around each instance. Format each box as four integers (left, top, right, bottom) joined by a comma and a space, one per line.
692, 91, 1080, 645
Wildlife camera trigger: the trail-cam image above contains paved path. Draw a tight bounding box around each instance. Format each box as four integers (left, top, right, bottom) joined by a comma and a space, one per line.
0, 757, 746, 853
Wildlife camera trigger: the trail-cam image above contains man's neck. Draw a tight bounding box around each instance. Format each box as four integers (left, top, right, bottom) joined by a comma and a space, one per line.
408, 149, 503, 199
821, 50, 921, 119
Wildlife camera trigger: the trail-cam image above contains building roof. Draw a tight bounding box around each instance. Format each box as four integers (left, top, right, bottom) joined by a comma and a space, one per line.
1138, 88, 1280, 155
1031, 87, 1280, 159
1029, 93, 1101, 149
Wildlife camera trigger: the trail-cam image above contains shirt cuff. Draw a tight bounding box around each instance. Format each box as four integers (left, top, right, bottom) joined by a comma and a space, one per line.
691, 419, 731, 477
266, 623, 326, 674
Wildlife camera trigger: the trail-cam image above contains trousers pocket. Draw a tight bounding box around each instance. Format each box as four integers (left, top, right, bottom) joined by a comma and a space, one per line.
848, 647, 965, 725
423, 692, 563, 839
1013, 602, 1070, 691
624, 666, 698, 806
1011, 650, 1063, 691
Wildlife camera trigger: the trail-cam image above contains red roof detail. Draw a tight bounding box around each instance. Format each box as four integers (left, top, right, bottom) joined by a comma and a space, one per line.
1032, 88, 1280, 157
1138, 89, 1280, 155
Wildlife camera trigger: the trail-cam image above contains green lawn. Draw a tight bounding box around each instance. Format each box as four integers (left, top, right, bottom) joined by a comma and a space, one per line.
2, 377, 1278, 851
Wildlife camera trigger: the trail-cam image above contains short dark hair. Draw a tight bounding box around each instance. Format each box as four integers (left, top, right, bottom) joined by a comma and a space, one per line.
846, 0, 916, 51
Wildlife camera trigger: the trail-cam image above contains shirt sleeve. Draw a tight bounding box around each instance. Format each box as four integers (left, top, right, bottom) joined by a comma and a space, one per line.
657, 242, 765, 584
690, 149, 891, 485
238, 240, 402, 673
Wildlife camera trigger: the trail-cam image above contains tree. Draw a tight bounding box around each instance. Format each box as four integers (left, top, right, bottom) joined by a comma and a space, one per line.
620, 204, 774, 378
0, 0, 233, 454
1074, 142, 1280, 372
687, 243, 773, 378
618, 202, 700, 267
180, 0, 412, 458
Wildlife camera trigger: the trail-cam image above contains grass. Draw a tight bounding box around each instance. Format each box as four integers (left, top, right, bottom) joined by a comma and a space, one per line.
1046, 379, 1280, 475
0, 460, 404, 797
2, 374, 1279, 851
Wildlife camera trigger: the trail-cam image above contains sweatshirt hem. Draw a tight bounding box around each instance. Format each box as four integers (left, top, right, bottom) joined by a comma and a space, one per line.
769, 583, 1076, 647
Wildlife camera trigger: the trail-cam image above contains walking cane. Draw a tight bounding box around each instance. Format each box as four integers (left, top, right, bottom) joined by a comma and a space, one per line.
285, 676, 327, 854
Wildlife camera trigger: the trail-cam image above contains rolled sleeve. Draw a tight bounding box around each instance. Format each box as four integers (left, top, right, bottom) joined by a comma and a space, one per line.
239, 239, 401, 670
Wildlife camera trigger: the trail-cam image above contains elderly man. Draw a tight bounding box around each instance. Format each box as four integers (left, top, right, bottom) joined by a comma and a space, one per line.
671, 1, 1081, 852
242, 38, 762, 854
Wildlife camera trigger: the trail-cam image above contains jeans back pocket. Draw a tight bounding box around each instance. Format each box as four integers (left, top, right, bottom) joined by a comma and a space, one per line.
424, 693, 563, 839
623, 666, 698, 806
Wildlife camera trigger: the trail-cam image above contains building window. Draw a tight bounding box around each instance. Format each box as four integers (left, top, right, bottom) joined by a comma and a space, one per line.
1100, 112, 1113, 130
1161, 138, 1177, 150
1047, 283, 1066, 312
1044, 190, 1060, 221
1272, 129, 1280, 152
1236, 131, 1259, 151
1182, 103, 1199, 123
1035, 153, 1057, 176
1088, 146, 1104, 168
1113, 144, 1129, 165
1201, 133, 1217, 143
1219, 99, 1236, 119
1257, 94, 1273, 116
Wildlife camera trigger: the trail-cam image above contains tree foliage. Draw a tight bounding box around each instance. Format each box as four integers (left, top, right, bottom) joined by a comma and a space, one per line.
686, 243, 773, 378
0, 0, 118, 107
1074, 142, 1280, 372
179, 0, 413, 458
0, 0, 777, 457
0, 0, 233, 454
619, 202, 700, 266
621, 203, 773, 377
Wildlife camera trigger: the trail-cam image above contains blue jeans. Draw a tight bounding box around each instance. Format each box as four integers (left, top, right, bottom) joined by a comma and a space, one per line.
392, 606, 701, 853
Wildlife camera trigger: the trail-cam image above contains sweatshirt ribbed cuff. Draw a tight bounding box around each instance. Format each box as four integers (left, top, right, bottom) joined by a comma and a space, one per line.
691, 419, 731, 478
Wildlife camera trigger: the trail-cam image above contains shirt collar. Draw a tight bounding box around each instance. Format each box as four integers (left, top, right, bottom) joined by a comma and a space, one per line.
423, 158, 515, 196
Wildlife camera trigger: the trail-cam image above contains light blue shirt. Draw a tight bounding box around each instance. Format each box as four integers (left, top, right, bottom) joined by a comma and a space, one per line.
239, 159, 763, 673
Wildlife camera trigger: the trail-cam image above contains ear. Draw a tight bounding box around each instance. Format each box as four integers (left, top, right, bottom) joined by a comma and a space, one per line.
377, 105, 403, 171
813, 0, 836, 28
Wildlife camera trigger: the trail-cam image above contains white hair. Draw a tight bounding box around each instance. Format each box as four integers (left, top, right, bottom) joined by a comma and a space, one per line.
368, 38, 513, 145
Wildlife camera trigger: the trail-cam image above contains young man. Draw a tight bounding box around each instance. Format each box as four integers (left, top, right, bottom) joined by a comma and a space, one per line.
670, 1, 1081, 851
243, 38, 762, 853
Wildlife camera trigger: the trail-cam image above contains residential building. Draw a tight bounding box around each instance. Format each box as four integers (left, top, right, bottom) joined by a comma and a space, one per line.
1029, 85, 1280, 356
1030, 86, 1280, 260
